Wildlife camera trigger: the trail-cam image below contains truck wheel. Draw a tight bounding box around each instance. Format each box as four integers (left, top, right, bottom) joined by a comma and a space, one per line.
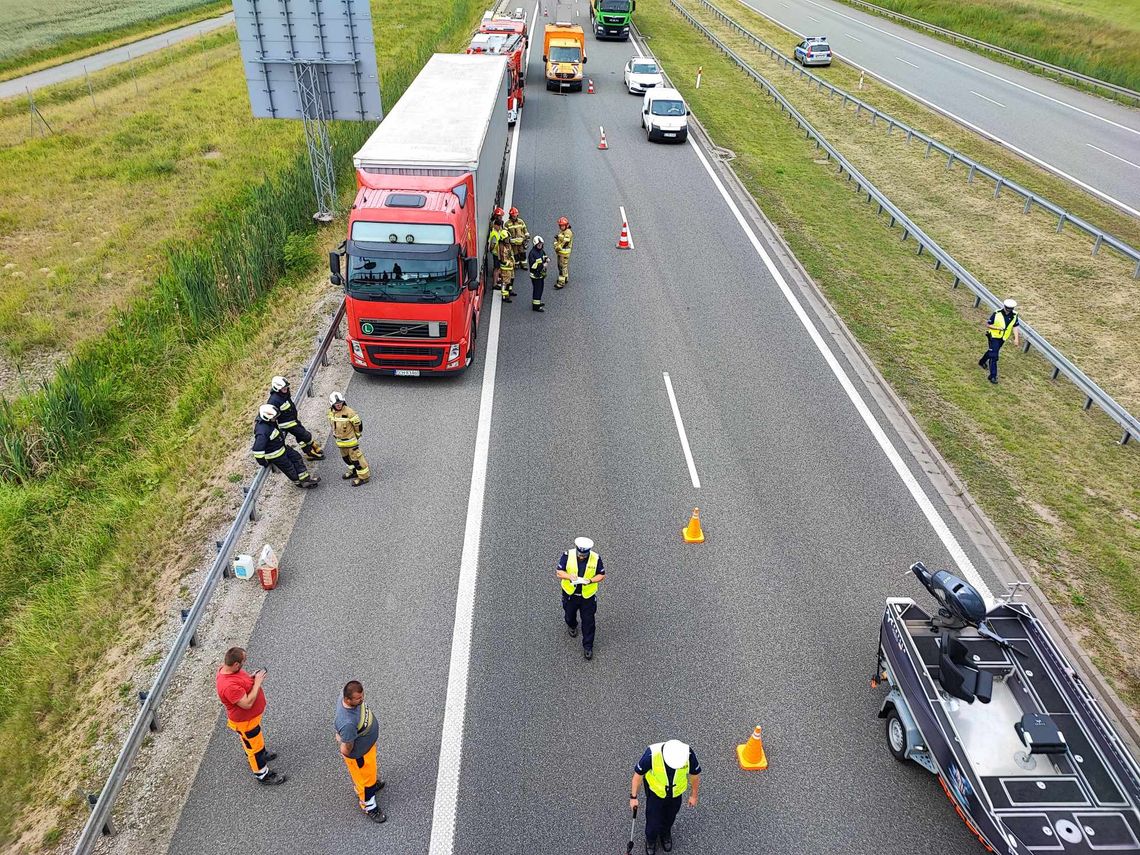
885, 709, 909, 762
465, 321, 477, 368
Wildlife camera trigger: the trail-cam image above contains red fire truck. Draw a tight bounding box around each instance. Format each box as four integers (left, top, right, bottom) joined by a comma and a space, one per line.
330, 53, 510, 376
468, 17, 527, 124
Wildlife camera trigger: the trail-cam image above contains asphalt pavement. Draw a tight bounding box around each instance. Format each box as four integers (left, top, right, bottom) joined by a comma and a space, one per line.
170, 6, 1010, 853
734, 0, 1140, 217
0, 12, 234, 102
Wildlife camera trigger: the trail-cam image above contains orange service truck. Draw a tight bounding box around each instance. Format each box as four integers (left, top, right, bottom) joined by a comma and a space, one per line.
330, 53, 509, 376
542, 22, 586, 91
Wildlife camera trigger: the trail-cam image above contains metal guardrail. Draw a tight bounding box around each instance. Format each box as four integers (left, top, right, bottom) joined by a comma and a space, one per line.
672, 0, 1140, 446
73, 298, 347, 854
829, 0, 1140, 106
698, 0, 1140, 279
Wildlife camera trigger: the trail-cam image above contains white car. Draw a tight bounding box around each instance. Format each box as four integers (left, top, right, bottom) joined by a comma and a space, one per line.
641, 87, 689, 142
624, 56, 664, 94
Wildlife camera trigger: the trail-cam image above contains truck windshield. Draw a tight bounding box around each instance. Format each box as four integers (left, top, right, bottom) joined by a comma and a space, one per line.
550, 46, 581, 62
600, 0, 631, 10
347, 255, 460, 303
650, 99, 686, 117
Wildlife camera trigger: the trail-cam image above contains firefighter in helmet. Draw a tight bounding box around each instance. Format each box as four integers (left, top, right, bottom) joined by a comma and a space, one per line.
505, 206, 530, 266
328, 392, 370, 486
267, 375, 324, 460
252, 405, 319, 488
554, 216, 573, 289
497, 218, 516, 301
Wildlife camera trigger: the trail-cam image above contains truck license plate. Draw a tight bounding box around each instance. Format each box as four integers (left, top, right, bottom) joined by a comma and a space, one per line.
395, 369, 420, 377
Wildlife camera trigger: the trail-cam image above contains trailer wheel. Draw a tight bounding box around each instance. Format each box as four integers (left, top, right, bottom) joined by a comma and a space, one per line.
885, 709, 908, 761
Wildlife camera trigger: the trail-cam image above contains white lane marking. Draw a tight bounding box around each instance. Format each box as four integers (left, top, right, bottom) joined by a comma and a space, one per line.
618, 204, 635, 249
970, 90, 1006, 109
1086, 143, 1140, 171
808, 14, 820, 22
896, 56, 919, 69
767, 0, 1140, 137
426, 6, 538, 854
686, 136, 993, 601
663, 373, 701, 489
843, 32, 863, 42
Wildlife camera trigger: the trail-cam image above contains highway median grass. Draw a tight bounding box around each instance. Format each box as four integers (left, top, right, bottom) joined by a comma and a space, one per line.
640, 0, 1140, 715
828, 0, 1140, 94
0, 0, 489, 847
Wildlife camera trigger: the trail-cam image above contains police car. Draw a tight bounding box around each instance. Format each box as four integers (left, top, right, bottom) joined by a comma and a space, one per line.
793, 36, 832, 67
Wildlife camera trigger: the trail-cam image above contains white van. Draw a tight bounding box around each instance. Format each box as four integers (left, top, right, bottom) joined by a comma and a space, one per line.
641, 86, 689, 143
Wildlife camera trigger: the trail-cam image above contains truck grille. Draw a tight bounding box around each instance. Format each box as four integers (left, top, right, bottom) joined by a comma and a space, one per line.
603, 16, 624, 24
359, 319, 448, 339
365, 344, 445, 369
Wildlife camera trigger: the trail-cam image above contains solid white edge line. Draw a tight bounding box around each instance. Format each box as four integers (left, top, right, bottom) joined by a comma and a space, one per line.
685, 136, 994, 602
732, 0, 1140, 218
1087, 143, 1140, 171
663, 372, 701, 489
618, 204, 635, 249
970, 90, 1006, 109
426, 5, 538, 853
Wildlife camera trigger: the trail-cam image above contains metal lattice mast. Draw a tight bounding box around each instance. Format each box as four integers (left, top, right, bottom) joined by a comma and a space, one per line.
295, 63, 337, 222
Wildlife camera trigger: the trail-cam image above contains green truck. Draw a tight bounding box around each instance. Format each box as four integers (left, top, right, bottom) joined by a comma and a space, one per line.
589, 0, 634, 40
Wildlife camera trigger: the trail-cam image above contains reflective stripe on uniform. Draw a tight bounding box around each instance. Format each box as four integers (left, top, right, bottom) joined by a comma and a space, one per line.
562, 550, 600, 598
645, 742, 689, 799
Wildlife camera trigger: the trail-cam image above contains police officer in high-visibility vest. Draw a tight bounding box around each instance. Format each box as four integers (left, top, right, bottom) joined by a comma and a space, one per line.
505, 206, 530, 266
252, 405, 319, 488
556, 536, 605, 659
630, 739, 702, 854
978, 298, 1020, 385
328, 392, 370, 486
553, 216, 573, 289
268, 375, 324, 460
528, 235, 549, 313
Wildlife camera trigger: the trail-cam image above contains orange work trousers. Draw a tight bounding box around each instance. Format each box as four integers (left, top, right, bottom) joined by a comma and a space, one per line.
227, 714, 269, 777
343, 743, 381, 811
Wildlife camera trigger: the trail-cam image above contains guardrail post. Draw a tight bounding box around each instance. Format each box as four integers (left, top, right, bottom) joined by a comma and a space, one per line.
1083, 396, 1093, 411
967, 164, 976, 183
84, 791, 116, 836
1092, 234, 1102, 255
1133, 260, 1140, 279
994, 178, 1003, 198
1051, 367, 1060, 381
1022, 196, 1033, 215
1056, 213, 1066, 233
1122, 431, 1133, 446
952, 277, 960, 289
1021, 340, 1031, 353
934, 259, 942, 271
973, 295, 981, 308
916, 243, 924, 256
180, 608, 198, 648
924, 140, 932, 159
138, 691, 161, 733
946, 153, 954, 169
901, 228, 909, 242
905, 129, 912, 143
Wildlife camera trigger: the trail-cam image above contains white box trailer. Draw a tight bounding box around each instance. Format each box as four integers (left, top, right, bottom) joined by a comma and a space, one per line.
353, 53, 510, 272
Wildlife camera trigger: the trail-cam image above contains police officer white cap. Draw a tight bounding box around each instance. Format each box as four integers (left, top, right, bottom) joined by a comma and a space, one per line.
574, 536, 593, 553
1003, 298, 1017, 309
662, 739, 689, 769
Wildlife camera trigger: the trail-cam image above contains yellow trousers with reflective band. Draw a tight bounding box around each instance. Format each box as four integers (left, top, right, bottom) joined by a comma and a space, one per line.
499, 257, 515, 295
556, 252, 570, 286
227, 714, 269, 777
344, 743, 381, 811
341, 446, 369, 481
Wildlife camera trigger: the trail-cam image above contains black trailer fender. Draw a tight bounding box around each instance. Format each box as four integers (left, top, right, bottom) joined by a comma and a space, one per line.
879, 689, 938, 774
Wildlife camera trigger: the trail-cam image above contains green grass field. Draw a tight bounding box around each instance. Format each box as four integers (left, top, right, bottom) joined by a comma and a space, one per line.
641, 0, 1140, 717
0, 1, 489, 847
831, 0, 1140, 92
0, 0, 230, 79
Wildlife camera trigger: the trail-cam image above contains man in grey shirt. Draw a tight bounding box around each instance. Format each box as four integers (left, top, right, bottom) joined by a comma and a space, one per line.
335, 680, 386, 823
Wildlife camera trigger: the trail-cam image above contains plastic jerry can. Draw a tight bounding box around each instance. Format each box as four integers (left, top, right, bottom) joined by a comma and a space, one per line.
256, 544, 279, 591
233, 554, 255, 580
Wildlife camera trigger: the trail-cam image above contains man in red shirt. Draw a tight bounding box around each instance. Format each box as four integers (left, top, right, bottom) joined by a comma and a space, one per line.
215, 647, 286, 785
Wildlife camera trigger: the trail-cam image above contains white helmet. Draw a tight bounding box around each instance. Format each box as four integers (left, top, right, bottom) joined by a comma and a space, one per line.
271, 375, 289, 392
258, 404, 278, 422
662, 739, 688, 769
1003, 298, 1017, 310
329, 391, 346, 407
533, 235, 544, 245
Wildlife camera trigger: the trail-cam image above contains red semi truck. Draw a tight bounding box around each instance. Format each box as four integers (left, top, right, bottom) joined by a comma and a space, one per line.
330, 53, 510, 376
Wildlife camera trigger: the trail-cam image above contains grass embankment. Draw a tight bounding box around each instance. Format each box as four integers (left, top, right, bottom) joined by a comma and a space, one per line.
685, 0, 1140, 412
0, 0, 489, 848
0, 0, 230, 82
830, 0, 1140, 92
640, 0, 1140, 712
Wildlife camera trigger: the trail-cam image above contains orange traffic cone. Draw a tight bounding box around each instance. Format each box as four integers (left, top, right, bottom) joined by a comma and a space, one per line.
587, 78, 595, 94
617, 221, 632, 250
682, 507, 704, 542
737, 726, 769, 771
597, 126, 608, 150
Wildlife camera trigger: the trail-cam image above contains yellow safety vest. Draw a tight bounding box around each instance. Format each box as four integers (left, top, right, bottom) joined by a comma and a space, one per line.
561, 550, 599, 598
987, 311, 1018, 341
645, 742, 689, 799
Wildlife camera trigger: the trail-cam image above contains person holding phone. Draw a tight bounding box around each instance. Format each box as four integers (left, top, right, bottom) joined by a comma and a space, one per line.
215, 647, 285, 785
555, 537, 606, 660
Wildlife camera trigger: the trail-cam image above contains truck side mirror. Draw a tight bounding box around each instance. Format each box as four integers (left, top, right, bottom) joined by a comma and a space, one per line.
632, 0, 636, 9
542, 54, 547, 62
465, 256, 479, 289
329, 251, 343, 287
582, 56, 588, 64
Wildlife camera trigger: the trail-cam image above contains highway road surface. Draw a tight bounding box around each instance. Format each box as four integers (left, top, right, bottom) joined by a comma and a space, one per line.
0, 12, 234, 102
170, 4, 1005, 853
734, 0, 1140, 217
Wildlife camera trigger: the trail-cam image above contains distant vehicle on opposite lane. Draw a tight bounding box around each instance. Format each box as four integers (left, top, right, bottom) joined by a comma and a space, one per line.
794, 36, 832, 66
641, 87, 689, 143
624, 56, 663, 94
